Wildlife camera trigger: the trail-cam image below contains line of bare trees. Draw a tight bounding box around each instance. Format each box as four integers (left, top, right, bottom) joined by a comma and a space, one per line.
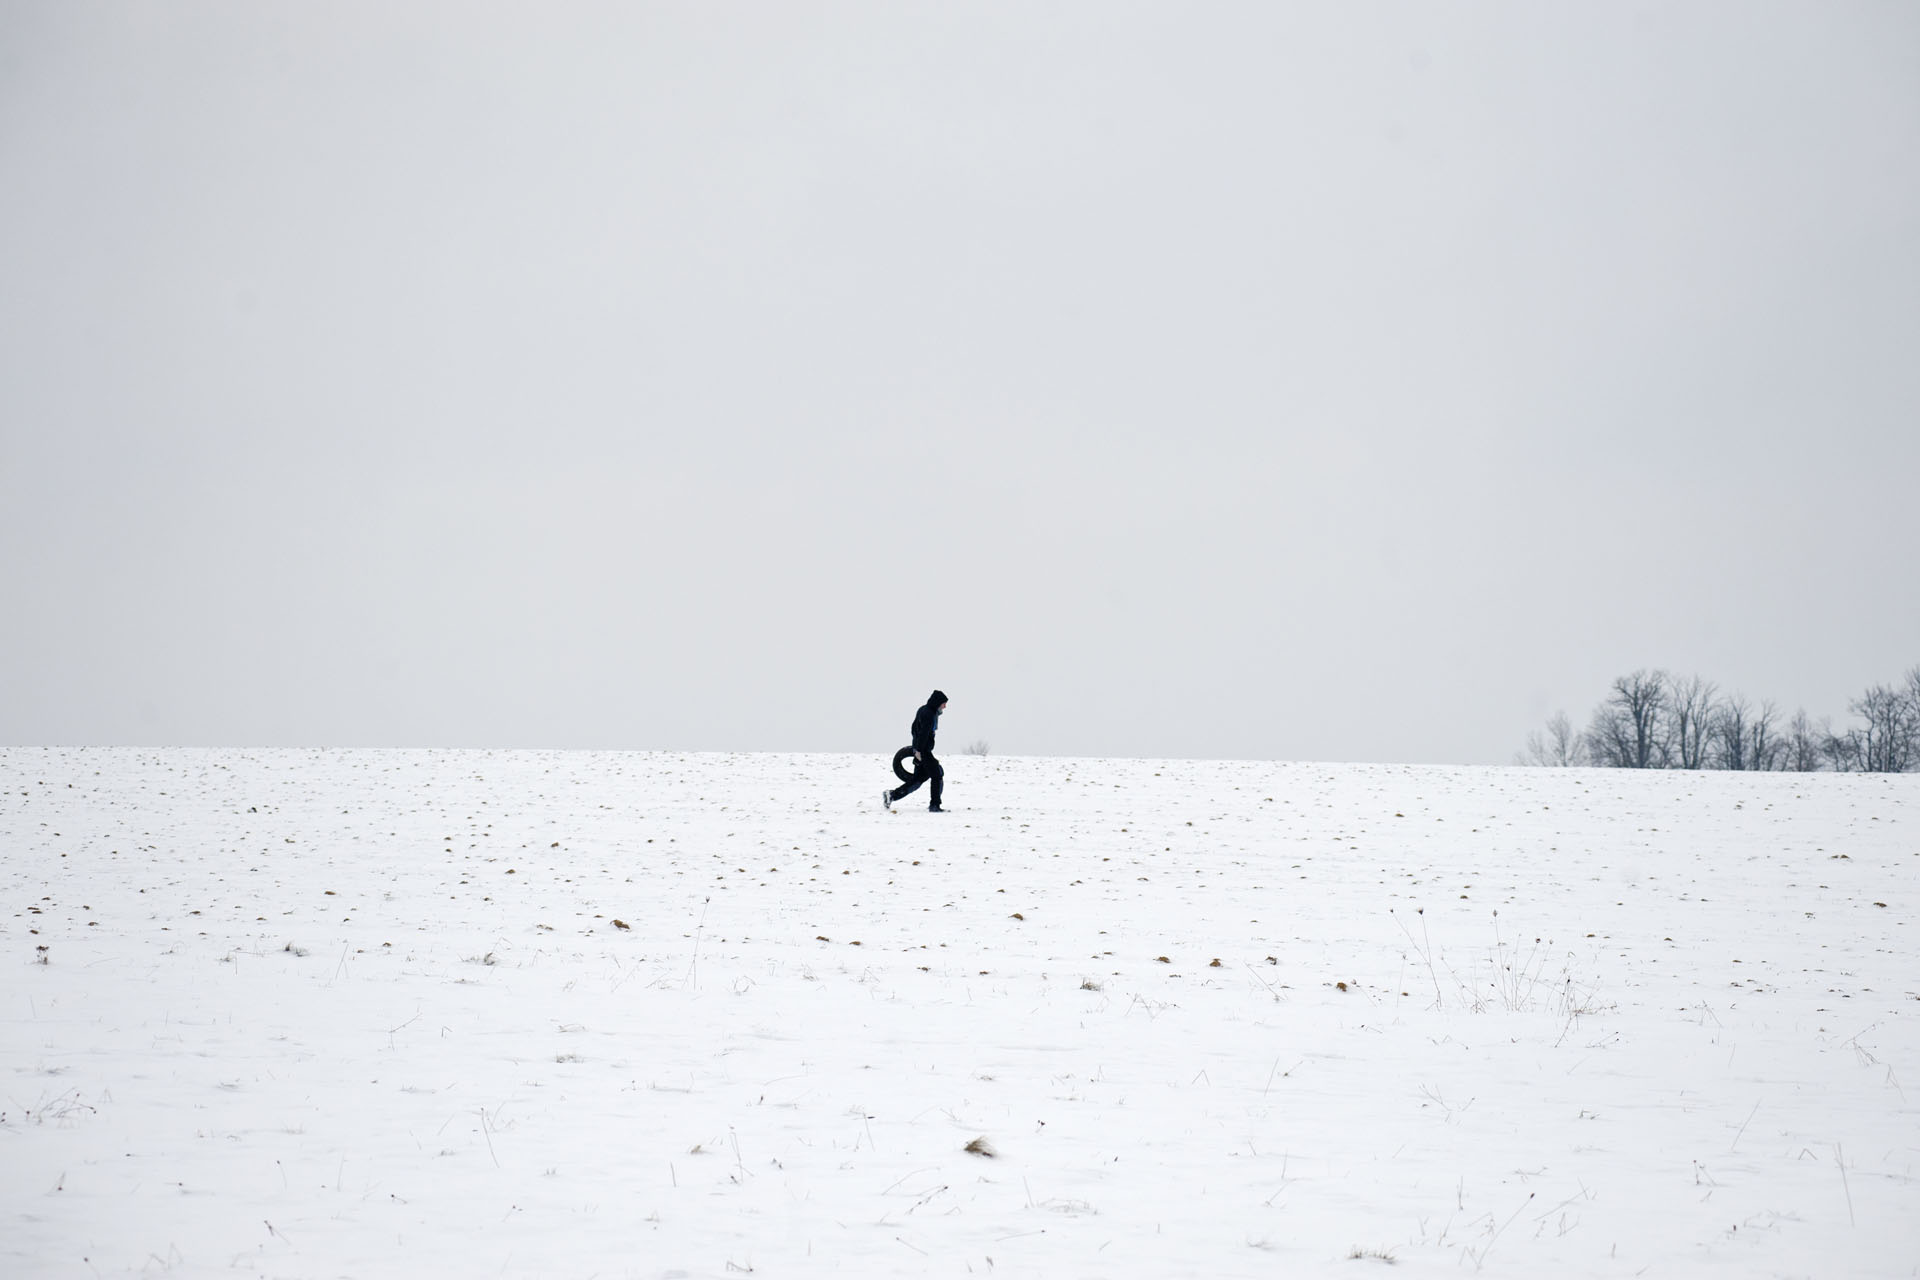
1520, 666, 1920, 772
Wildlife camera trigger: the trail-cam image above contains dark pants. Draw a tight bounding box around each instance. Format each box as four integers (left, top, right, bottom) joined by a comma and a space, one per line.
890, 752, 943, 809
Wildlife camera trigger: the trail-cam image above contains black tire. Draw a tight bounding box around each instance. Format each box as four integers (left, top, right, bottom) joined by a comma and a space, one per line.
891, 745, 917, 783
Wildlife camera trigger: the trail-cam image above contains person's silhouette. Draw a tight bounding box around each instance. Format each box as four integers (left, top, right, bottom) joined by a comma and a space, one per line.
884, 690, 948, 812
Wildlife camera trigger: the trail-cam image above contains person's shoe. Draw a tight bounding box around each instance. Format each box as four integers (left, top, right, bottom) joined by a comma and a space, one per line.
928, 805, 945, 813
882, 789, 893, 810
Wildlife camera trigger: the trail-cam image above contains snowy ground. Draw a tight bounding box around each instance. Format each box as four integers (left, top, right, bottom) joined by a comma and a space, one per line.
2, 748, 1916, 1278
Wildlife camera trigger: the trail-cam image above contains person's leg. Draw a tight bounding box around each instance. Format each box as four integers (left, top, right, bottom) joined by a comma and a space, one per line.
887, 747, 916, 805
892, 759, 927, 803
927, 755, 944, 809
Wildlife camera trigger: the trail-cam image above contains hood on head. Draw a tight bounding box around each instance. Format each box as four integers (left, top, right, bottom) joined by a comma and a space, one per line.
928, 689, 948, 709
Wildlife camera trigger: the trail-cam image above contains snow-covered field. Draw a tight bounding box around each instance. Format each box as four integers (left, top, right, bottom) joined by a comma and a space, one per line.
3, 748, 1915, 1278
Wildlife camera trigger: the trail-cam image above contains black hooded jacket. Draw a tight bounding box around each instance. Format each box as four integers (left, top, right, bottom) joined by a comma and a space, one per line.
911, 690, 947, 755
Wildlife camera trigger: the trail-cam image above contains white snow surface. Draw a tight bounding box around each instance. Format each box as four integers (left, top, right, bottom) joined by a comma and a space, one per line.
3, 748, 1917, 1278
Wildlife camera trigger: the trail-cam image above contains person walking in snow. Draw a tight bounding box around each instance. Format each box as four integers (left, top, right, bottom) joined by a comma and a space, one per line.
884, 690, 948, 812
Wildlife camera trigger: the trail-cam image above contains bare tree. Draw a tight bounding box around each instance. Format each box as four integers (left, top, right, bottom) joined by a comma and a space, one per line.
1664, 675, 1719, 769
1586, 669, 1669, 768
963, 739, 991, 757
1711, 695, 1749, 770
1747, 698, 1785, 771
1783, 709, 1826, 772
1521, 711, 1586, 766
1823, 721, 1858, 772
1906, 666, 1920, 763
1864, 692, 1910, 768
1710, 695, 1784, 771
1829, 683, 1918, 773
1720, 702, 1751, 771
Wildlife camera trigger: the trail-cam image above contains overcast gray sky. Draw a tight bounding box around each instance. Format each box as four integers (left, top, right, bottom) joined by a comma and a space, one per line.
2, 2, 1916, 763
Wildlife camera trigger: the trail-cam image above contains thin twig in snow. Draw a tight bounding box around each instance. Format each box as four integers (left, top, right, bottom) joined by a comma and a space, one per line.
883, 1167, 941, 1195
325, 943, 349, 987
387, 1009, 420, 1049
1836, 1144, 1854, 1227
479, 1108, 500, 1168
1465, 1192, 1533, 1271
685, 897, 710, 992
